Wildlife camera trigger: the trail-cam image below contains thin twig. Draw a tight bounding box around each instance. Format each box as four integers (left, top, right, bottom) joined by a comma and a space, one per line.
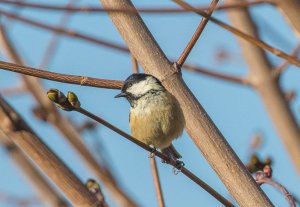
183, 63, 250, 85
0, 60, 123, 89
256, 171, 295, 207
273, 43, 300, 77
173, 0, 300, 68
150, 156, 165, 207
177, 0, 219, 67
0, 9, 129, 53
131, 54, 139, 73
74, 107, 234, 207
0, 0, 274, 13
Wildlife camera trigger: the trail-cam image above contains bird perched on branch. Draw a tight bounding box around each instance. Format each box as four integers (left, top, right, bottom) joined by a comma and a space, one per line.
115, 73, 185, 160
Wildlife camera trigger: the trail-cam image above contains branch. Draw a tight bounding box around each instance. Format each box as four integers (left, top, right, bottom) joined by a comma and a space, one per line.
39, 0, 79, 69
0, 9, 129, 53
276, 0, 300, 37
150, 156, 165, 207
97, 0, 273, 206
0, 24, 137, 207
255, 167, 296, 207
0, 96, 101, 207
226, 0, 300, 174
0, 57, 250, 88
131, 54, 139, 73
0, 133, 69, 207
0, 60, 123, 89
177, 0, 219, 67
47, 89, 235, 207
86, 179, 109, 207
173, 0, 300, 68
0, 0, 274, 13
183, 63, 250, 85
273, 43, 300, 77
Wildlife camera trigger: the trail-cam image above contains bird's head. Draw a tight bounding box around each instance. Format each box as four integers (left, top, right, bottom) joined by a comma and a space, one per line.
115, 73, 165, 103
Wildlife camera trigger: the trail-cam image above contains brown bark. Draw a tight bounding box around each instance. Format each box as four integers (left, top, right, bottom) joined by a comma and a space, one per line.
0, 23, 137, 207
0, 134, 69, 207
98, 0, 273, 206
226, 0, 300, 173
276, 0, 300, 37
0, 97, 100, 207
150, 157, 165, 207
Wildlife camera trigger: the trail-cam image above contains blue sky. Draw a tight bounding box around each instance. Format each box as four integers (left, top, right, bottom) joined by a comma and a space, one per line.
0, 0, 299, 206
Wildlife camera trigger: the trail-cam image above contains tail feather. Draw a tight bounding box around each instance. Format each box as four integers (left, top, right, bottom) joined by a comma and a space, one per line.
161, 144, 182, 160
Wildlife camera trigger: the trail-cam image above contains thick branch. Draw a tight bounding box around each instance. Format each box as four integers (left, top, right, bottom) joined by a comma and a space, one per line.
0, 134, 69, 207
0, 97, 100, 207
276, 0, 300, 37
98, 0, 273, 206
226, 0, 300, 173
0, 25, 137, 207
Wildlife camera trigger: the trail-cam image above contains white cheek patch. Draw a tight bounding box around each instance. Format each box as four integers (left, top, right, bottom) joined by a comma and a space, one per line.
127, 76, 162, 96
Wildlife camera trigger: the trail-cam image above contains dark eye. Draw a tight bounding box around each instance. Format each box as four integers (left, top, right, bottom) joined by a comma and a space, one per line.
127, 82, 133, 88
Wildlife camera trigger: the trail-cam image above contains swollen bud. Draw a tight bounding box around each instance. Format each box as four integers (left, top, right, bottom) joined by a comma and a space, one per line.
86, 179, 100, 193
47, 89, 74, 111
67, 91, 81, 108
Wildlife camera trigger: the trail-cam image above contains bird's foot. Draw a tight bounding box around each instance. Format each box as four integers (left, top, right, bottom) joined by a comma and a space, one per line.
172, 160, 185, 175
148, 147, 156, 158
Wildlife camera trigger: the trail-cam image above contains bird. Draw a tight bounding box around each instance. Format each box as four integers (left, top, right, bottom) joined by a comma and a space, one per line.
115, 73, 185, 160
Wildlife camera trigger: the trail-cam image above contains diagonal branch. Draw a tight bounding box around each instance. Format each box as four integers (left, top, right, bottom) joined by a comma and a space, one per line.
0, 97, 101, 207
98, 0, 273, 206
72, 105, 234, 207
39, 0, 79, 69
273, 43, 300, 77
276, 0, 300, 37
0, 133, 69, 207
173, 0, 300, 68
177, 0, 219, 67
0, 24, 137, 207
226, 0, 300, 173
0, 9, 129, 53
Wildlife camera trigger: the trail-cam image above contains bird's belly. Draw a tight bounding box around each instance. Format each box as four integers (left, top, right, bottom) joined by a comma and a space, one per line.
129, 103, 184, 149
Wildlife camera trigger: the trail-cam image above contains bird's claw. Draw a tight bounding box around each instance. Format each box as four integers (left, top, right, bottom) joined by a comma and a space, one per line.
148, 147, 156, 158
173, 160, 185, 175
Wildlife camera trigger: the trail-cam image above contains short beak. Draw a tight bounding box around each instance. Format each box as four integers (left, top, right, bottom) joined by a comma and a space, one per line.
114, 92, 127, 98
